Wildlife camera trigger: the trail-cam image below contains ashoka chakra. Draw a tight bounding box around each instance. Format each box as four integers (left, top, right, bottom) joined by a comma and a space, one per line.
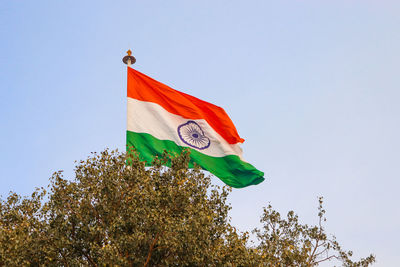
177, 121, 210, 150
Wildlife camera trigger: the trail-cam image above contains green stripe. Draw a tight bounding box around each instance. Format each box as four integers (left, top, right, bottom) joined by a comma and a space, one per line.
127, 131, 264, 188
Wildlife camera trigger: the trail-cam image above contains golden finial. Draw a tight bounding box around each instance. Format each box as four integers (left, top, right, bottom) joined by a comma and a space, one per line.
123, 49, 136, 66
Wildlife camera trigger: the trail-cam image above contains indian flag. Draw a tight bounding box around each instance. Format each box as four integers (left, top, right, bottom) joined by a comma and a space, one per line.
126, 67, 264, 188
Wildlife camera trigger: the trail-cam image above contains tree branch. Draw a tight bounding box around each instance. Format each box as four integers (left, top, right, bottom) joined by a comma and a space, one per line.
83, 251, 98, 267
143, 233, 160, 267
315, 255, 339, 264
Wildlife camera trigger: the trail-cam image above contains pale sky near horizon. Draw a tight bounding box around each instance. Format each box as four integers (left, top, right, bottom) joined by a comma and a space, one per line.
1, 1, 399, 266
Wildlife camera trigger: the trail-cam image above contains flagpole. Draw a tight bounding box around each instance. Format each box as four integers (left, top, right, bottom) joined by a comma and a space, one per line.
123, 49, 136, 157
122, 49, 136, 67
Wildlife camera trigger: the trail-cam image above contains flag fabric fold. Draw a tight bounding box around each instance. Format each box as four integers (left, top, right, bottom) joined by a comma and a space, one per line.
126, 67, 264, 188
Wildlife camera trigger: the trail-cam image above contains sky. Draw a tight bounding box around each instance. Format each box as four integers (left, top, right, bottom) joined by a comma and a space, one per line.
1, 0, 399, 265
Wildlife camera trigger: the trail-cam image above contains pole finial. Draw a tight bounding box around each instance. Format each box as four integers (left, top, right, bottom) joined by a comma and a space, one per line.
123, 49, 136, 66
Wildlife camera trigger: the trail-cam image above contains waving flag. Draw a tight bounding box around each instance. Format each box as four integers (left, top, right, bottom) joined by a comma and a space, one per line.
126, 67, 264, 188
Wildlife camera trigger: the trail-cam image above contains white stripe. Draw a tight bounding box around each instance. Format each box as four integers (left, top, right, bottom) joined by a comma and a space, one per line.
127, 97, 244, 159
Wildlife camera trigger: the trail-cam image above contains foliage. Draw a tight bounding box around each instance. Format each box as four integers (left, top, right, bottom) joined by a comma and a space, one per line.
253, 198, 375, 267
0, 150, 375, 266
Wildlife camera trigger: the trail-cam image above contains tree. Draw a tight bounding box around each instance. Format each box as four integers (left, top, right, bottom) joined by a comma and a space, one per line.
253, 198, 375, 266
0, 149, 375, 266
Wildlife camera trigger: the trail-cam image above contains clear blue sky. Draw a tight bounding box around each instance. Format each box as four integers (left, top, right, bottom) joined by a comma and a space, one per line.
1, 1, 399, 265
